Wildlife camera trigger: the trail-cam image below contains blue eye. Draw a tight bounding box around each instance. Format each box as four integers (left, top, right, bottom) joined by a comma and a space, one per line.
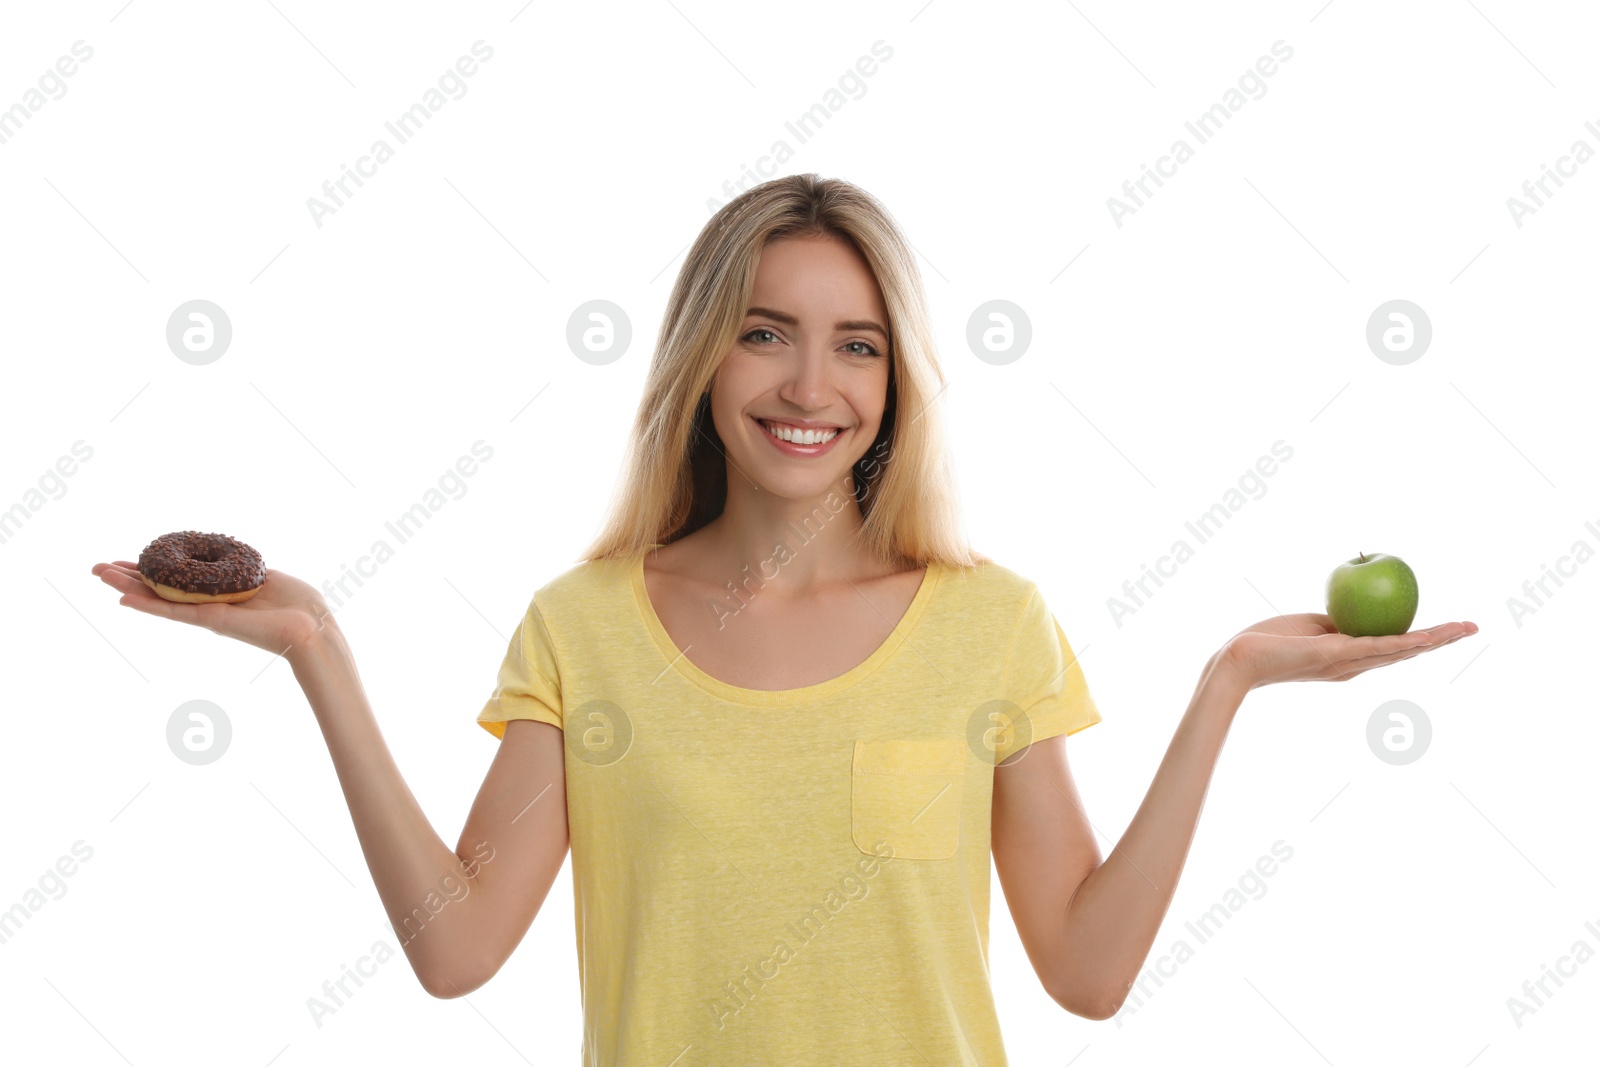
741, 329, 882, 357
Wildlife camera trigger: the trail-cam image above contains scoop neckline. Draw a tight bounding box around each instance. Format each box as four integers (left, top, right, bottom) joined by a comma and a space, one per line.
630, 547, 941, 706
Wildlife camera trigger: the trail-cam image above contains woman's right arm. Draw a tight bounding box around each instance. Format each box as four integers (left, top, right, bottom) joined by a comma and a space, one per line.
92, 561, 569, 998
290, 624, 568, 997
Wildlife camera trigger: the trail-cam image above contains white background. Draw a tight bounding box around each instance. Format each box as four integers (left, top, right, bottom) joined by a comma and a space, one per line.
1, 1, 1595, 1064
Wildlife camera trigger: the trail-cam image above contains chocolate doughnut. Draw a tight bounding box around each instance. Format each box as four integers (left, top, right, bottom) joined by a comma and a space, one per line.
137, 531, 266, 604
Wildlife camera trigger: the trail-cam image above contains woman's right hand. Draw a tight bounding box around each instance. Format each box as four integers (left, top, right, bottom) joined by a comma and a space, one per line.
92, 560, 334, 659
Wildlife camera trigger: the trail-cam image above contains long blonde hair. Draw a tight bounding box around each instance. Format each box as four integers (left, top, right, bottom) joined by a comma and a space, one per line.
580, 173, 987, 571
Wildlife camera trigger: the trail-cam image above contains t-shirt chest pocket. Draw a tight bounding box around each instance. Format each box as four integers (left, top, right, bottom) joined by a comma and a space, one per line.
851, 738, 967, 860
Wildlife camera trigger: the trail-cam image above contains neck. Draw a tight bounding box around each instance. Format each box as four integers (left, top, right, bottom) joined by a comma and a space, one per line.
696, 474, 900, 587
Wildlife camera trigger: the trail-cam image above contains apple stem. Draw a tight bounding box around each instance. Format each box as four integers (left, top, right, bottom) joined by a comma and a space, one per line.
1359, 551, 1366, 563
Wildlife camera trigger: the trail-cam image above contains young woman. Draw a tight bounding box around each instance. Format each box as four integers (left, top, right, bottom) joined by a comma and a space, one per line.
93, 174, 1476, 1065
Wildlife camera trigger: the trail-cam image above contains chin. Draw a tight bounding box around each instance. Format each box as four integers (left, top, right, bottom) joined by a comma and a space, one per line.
747, 462, 856, 500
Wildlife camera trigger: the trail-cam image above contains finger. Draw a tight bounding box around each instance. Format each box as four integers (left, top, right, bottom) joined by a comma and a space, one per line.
1406, 621, 1477, 642
1338, 640, 1446, 675
1345, 630, 1434, 655
1311, 632, 1426, 669
1352, 624, 1481, 665
117, 589, 183, 619
96, 566, 135, 589
1302, 626, 1475, 681
103, 570, 199, 614
1392, 630, 1457, 650
98, 566, 152, 594
118, 590, 217, 629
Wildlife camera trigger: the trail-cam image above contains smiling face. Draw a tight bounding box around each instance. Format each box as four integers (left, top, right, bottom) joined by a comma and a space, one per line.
708, 232, 893, 503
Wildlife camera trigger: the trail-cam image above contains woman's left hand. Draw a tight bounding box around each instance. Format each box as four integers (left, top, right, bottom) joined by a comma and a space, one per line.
1220, 613, 1479, 691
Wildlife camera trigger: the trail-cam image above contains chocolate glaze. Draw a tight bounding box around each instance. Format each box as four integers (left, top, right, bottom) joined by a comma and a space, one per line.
138, 531, 265, 596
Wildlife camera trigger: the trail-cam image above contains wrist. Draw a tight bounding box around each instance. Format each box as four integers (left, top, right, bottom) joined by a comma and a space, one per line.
287, 612, 350, 676
1200, 646, 1253, 709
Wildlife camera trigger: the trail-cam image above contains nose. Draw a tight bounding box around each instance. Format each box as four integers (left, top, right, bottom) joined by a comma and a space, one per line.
776, 343, 835, 410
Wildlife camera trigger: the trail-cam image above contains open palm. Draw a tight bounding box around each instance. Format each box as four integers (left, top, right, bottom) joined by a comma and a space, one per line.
92, 560, 328, 658
1223, 612, 1478, 690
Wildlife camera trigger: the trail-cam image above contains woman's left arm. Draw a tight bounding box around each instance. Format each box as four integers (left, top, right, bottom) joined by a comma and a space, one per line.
991, 613, 1478, 1021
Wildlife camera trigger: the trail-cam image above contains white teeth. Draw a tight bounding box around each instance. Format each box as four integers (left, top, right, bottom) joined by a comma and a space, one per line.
761, 420, 839, 445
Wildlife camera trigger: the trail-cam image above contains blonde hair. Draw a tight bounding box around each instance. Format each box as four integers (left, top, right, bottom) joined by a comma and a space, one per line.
580, 173, 987, 572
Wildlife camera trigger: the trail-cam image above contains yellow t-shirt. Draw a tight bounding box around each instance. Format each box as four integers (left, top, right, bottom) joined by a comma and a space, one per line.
477, 550, 1101, 1066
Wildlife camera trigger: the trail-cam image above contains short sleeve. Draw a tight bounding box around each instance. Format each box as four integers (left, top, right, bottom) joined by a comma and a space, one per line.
994, 583, 1101, 762
476, 595, 564, 739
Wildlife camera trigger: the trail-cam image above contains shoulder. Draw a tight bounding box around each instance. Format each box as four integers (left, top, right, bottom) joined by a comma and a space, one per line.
935, 556, 1042, 616
931, 558, 1051, 655
531, 555, 633, 621
505, 557, 633, 662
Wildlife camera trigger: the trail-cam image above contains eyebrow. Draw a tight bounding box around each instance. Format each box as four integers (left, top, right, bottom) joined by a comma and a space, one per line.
745, 306, 888, 338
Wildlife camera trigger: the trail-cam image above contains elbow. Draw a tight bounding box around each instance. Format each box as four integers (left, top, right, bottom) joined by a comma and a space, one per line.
412, 909, 514, 999
1063, 996, 1123, 1023
1046, 976, 1124, 1022
1080, 996, 1124, 1023
418, 965, 491, 1000
1064, 993, 1124, 1023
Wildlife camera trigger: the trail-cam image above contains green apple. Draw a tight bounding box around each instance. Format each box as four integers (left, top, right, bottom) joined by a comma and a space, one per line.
1326, 552, 1419, 637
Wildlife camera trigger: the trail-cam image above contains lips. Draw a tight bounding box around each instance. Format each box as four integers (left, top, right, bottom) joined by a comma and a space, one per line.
752, 415, 846, 454
755, 418, 841, 441
757, 418, 843, 432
